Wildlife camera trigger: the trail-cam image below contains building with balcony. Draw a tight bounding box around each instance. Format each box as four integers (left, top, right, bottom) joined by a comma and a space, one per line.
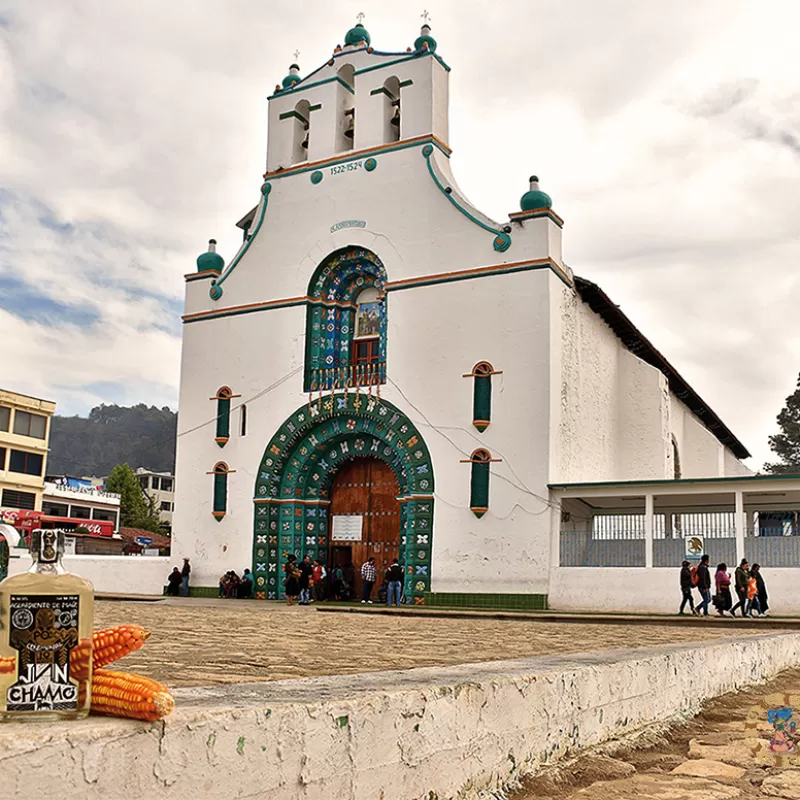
0, 389, 56, 514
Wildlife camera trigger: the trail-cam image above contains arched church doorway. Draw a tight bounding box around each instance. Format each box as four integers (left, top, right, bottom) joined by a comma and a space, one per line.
328, 457, 400, 600
252, 395, 435, 604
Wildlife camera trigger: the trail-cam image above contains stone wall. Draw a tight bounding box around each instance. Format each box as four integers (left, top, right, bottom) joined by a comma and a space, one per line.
3, 632, 799, 799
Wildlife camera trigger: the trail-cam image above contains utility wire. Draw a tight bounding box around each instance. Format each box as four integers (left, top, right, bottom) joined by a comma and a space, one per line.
175, 365, 303, 439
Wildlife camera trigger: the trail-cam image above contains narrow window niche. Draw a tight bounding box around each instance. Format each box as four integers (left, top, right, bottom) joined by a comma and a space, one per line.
211, 386, 241, 447
461, 448, 501, 518
463, 361, 502, 432
209, 462, 235, 521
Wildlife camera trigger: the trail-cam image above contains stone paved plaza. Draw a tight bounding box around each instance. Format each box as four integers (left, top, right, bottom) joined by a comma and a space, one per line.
95, 598, 782, 688
514, 667, 800, 800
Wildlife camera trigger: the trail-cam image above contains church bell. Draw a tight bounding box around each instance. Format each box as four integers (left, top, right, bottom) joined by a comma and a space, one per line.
390, 100, 401, 128
301, 124, 309, 150
344, 108, 355, 139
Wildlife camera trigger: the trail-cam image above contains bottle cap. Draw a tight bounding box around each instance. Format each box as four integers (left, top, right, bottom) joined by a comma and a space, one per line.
30, 529, 65, 564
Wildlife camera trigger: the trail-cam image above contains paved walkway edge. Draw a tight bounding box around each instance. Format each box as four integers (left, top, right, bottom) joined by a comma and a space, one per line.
315, 603, 800, 629
2, 633, 800, 800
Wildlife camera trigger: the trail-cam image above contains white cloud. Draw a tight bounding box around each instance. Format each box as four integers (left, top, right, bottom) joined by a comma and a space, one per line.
1, 0, 799, 466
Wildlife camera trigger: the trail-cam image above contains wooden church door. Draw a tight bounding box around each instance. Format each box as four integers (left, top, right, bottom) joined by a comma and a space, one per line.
328, 457, 400, 599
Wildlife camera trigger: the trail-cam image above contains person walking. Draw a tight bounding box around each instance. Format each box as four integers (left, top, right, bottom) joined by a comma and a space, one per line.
752, 563, 769, 616
181, 557, 191, 597
679, 560, 697, 615
167, 566, 182, 596
746, 569, 759, 617
284, 554, 301, 606
730, 559, 750, 617
298, 555, 313, 605
696, 555, 712, 616
386, 559, 404, 607
361, 557, 377, 603
713, 562, 732, 616
311, 560, 326, 602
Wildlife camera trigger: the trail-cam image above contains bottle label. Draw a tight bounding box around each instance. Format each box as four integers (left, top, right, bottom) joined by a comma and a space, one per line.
5, 594, 80, 711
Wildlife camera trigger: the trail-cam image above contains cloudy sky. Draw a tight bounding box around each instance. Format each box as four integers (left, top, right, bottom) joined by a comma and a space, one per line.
1, 1, 798, 468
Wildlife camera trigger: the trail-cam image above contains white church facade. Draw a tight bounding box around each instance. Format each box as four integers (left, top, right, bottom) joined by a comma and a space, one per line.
172, 21, 755, 606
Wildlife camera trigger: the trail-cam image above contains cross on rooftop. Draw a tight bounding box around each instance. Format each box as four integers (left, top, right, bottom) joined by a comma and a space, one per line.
293, 50, 300, 61
421, 10, 431, 23
356, 11, 365, 24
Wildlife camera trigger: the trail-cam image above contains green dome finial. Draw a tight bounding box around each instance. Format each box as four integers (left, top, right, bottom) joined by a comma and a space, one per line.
414, 23, 437, 53
344, 22, 370, 47
197, 239, 224, 273
281, 63, 302, 90
520, 175, 553, 211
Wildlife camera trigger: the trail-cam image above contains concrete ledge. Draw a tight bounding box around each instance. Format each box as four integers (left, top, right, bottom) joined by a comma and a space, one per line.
2, 633, 800, 799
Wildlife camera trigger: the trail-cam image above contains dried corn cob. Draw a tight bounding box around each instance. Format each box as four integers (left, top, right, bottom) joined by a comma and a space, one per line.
91, 669, 174, 721
91, 624, 150, 669
69, 638, 93, 682
0, 655, 15, 674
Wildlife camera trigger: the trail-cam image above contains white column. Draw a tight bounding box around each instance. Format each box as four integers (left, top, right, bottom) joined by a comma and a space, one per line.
645, 494, 654, 568
735, 490, 745, 564
550, 504, 561, 568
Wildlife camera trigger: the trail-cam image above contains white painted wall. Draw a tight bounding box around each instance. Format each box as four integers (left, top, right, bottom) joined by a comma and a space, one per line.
6, 633, 800, 799
550, 565, 800, 615
7, 553, 170, 595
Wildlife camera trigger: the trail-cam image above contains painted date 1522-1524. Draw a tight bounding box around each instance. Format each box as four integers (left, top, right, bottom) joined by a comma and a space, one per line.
330, 161, 363, 175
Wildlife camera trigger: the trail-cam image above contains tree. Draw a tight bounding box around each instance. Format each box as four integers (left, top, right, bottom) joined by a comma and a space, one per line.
106, 464, 162, 533
765, 373, 800, 474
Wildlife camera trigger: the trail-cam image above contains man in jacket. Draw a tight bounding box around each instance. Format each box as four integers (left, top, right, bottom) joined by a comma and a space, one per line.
679, 560, 697, 615
386, 560, 404, 607
696, 555, 712, 616
730, 559, 750, 617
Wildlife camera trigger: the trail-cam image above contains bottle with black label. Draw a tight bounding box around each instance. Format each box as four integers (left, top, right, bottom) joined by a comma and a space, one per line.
0, 530, 94, 721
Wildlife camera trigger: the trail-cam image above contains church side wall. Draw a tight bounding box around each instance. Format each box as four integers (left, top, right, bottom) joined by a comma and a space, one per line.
615, 350, 671, 480
554, 285, 749, 484
668, 393, 750, 478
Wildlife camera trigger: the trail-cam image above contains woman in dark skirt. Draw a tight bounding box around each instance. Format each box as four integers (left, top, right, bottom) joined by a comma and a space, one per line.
714, 562, 732, 616
284, 554, 301, 605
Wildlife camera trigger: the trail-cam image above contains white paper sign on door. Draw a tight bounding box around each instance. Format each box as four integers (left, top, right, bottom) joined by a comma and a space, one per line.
332, 515, 363, 541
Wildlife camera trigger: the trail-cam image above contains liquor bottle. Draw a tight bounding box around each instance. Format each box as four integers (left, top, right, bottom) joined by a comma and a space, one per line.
0, 530, 94, 721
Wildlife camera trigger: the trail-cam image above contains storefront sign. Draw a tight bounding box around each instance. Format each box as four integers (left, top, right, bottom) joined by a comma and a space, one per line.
332, 515, 363, 541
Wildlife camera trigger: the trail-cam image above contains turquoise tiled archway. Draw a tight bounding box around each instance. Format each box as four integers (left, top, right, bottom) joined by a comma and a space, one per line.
252, 394, 435, 603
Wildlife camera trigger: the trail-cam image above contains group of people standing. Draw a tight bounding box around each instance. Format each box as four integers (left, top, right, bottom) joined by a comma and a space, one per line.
283, 554, 405, 607
166, 557, 192, 596
680, 555, 769, 617
282, 555, 328, 605
218, 568, 255, 598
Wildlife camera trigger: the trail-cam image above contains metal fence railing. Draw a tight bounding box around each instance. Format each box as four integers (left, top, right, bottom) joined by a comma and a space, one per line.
561, 519, 800, 569
560, 530, 646, 568
746, 530, 800, 567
